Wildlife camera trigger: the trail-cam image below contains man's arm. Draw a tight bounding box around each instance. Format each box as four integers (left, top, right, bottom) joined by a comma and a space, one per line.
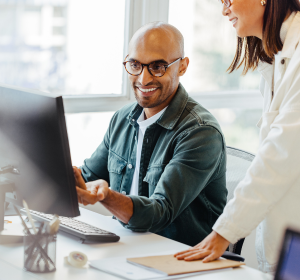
75, 179, 133, 224
74, 165, 133, 224
76, 125, 225, 231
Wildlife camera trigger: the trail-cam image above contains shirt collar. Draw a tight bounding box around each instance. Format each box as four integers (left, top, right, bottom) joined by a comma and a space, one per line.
257, 60, 273, 89
280, 12, 295, 44
127, 83, 189, 130
137, 106, 168, 128
257, 12, 300, 78
281, 12, 300, 59
157, 83, 188, 130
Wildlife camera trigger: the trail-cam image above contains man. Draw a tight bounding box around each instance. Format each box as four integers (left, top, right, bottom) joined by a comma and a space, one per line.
74, 22, 227, 247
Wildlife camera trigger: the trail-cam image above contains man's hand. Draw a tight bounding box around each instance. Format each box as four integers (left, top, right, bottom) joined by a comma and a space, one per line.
73, 167, 133, 224
174, 231, 230, 263
73, 167, 87, 190
73, 166, 109, 205
76, 179, 109, 206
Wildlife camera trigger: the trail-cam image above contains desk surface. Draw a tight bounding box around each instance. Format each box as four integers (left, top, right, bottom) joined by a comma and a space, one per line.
0, 208, 272, 280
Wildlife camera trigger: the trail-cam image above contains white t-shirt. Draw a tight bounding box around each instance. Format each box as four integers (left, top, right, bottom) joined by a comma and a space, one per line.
129, 107, 168, 196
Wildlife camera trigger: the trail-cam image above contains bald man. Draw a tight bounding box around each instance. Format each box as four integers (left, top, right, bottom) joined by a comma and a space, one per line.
74, 22, 227, 246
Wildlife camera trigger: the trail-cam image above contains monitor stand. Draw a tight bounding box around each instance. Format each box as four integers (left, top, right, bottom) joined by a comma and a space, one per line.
0, 179, 24, 244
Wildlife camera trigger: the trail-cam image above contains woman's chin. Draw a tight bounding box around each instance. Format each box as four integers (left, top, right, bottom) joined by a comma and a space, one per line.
234, 24, 246, 38
236, 27, 257, 39
236, 30, 248, 38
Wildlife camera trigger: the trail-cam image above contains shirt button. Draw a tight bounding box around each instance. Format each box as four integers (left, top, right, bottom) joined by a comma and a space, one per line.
128, 164, 133, 169
281, 59, 285, 65
132, 119, 135, 122
121, 191, 126, 195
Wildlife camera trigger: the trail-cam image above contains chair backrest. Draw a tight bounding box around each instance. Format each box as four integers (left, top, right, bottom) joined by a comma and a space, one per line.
226, 146, 255, 203
226, 146, 255, 255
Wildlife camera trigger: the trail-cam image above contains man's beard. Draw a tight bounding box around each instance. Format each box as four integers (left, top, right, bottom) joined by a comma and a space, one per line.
131, 79, 177, 109
134, 90, 164, 108
132, 82, 163, 108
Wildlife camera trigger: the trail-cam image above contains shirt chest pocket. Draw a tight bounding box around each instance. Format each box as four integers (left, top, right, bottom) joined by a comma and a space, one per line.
143, 165, 165, 196
107, 152, 127, 192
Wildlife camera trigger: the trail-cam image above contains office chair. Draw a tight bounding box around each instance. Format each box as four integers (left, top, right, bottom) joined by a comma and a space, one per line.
226, 146, 255, 255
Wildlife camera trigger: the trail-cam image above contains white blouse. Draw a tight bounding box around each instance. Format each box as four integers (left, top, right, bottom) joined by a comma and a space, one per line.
213, 12, 300, 273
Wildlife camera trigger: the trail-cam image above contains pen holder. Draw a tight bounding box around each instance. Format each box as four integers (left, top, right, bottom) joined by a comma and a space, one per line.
24, 229, 56, 273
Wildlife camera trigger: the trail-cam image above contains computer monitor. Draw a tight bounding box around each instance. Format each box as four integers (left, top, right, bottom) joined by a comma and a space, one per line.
274, 228, 300, 280
0, 85, 80, 227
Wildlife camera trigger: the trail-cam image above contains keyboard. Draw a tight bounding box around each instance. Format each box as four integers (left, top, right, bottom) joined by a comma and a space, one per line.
20, 209, 120, 243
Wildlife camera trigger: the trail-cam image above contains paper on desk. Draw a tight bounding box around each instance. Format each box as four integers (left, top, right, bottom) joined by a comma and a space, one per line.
89, 255, 232, 280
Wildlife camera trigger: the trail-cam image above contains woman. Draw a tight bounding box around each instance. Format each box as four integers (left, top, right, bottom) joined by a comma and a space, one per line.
175, 0, 300, 274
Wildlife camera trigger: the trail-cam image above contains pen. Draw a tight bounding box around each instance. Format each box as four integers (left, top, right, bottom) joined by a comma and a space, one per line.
27, 223, 45, 270
22, 200, 37, 234
13, 205, 31, 235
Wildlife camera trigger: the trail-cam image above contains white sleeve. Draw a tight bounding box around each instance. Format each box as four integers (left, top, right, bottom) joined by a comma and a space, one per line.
213, 69, 300, 244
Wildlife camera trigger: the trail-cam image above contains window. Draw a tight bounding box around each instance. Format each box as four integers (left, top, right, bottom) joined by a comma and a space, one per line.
211, 109, 261, 153
66, 112, 115, 166
169, 0, 261, 93
169, 0, 262, 153
0, 0, 125, 96
4, 0, 263, 161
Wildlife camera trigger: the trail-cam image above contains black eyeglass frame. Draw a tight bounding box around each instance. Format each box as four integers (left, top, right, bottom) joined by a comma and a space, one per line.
219, 0, 231, 8
123, 56, 182, 77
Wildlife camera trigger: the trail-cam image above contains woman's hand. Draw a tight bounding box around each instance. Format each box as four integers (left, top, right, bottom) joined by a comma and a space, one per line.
174, 231, 230, 262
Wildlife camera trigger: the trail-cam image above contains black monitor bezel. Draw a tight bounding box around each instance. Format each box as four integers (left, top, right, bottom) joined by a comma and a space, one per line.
0, 85, 80, 218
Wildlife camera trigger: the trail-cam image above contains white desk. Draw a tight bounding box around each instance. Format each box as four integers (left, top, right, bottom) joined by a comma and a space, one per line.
0, 208, 273, 280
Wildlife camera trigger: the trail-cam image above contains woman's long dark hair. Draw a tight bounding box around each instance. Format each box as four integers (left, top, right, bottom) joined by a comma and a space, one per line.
228, 0, 300, 74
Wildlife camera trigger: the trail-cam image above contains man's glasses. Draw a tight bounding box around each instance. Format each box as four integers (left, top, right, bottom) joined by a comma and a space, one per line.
219, 0, 231, 8
123, 56, 182, 77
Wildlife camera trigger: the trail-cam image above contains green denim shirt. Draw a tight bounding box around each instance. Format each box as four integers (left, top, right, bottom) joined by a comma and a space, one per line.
81, 83, 227, 246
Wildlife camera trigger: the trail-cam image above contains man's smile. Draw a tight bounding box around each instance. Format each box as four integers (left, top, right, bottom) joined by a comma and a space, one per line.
137, 86, 159, 96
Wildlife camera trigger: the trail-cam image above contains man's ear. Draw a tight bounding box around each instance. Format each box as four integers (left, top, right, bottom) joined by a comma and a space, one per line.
178, 57, 189, 76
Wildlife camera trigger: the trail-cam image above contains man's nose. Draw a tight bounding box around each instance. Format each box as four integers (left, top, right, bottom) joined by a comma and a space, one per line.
137, 66, 153, 85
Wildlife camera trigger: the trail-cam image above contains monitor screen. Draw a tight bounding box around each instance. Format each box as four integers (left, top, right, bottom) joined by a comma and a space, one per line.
0, 86, 79, 217
275, 229, 300, 280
